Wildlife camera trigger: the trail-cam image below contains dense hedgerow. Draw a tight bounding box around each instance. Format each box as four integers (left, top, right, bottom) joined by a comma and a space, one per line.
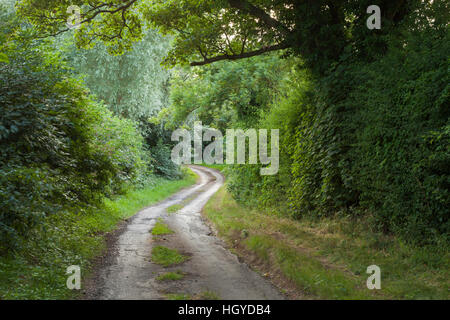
223, 10, 449, 245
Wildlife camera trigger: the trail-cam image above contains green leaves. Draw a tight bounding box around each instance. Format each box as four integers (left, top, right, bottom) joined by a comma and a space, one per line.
16, 0, 428, 74
67, 29, 171, 121
195, 4, 450, 246
0, 7, 150, 252
16, 0, 291, 67
0, 53, 8, 64
167, 54, 287, 131
16, 0, 144, 55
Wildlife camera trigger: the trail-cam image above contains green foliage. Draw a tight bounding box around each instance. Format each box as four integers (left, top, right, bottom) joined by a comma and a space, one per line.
226, 65, 308, 210
0, 9, 148, 252
60, 29, 181, 179
203, 186, 449, 299
151, 220, 175, 236
0, 53, 8, 63
227, 10, 449, 244
156, 271, 184, 281
167, 204, 183, 214
170, 5, 449, 245
17, 0, 425, 73
0, 173, 198, 299
66, 30, 171, 120
149, 139, 182, 179
16, 0, 144, 55
88, 104, 148, 193
340, 27, 450, 241
167, 54, 289, 130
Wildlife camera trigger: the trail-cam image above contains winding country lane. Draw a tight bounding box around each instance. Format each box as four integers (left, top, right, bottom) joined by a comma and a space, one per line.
85, 165, 285, 300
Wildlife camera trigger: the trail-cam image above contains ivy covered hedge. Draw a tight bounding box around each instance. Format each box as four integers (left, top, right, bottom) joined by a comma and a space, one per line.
226, 19, 449, 245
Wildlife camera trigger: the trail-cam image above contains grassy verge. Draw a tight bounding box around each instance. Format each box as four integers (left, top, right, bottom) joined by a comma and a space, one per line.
0, 168, 197, 300
203, 186, 449, 300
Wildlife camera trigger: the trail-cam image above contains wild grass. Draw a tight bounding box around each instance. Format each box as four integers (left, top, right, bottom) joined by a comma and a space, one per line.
0, 170, 197, 300
203, 186, 449, 300
166, 293, 191, 300
167, 204, 183, 214
156, 271, 184, 281
151, 219, 174, 236
151, 246, 189, 267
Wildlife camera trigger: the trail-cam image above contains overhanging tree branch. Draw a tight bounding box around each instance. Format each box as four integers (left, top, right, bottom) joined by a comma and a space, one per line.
190, 42, 290, 66
34, 0, 139, 38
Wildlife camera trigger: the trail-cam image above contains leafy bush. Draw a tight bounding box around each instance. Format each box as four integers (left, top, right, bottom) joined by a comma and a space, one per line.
340, 27, 449, 242
224, 20, 449, 244
0, 26, 149, 252
149, 140, 182, 179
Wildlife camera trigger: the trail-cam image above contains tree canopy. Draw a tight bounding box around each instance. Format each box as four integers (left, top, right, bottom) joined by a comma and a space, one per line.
65, 29, 171, 120
16, 0, 432, 72
164, 54, 289, 131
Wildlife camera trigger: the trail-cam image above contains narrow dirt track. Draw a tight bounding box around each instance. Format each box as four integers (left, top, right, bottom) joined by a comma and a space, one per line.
85, 165, 285, 300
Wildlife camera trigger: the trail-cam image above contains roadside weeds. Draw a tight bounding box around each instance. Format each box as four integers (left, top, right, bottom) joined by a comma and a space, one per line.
202, 185, 449, 300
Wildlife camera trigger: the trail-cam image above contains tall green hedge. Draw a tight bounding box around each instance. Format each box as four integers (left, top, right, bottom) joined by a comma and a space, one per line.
226, 19, 449, 245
